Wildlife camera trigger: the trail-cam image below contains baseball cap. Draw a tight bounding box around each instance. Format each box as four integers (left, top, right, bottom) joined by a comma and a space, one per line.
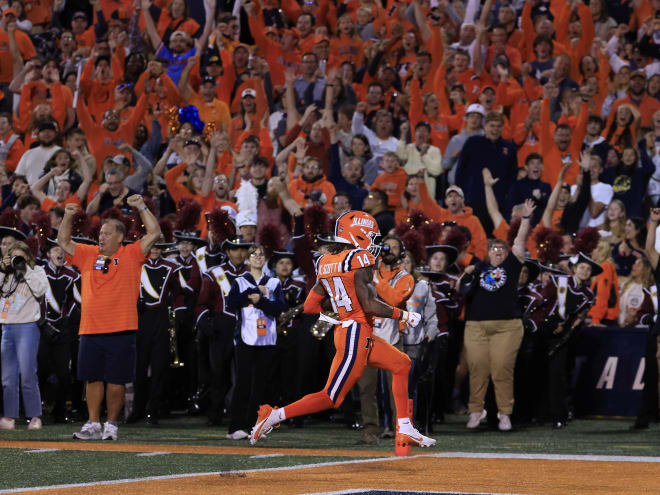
38, 121, 58, 132
631, 69, 646, 80
451, 82, 466, 91
465, 103, 486, 117
241, 88, 257, 99
445, 185, 464, 198
204, 54, 221, 66
314, 35, 330, 44
480, 84, 496, 95
111, 155, 130, 167
3, 8, 17, 17
493, 55, 510, 68
72, 11, 88, 20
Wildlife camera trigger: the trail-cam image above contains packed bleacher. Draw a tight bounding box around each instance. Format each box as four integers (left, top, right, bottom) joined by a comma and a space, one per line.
0, 0, 659, 440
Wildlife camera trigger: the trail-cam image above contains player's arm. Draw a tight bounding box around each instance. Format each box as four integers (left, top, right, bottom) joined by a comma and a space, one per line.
355, 267, 420, 326
303, 282, 330, 314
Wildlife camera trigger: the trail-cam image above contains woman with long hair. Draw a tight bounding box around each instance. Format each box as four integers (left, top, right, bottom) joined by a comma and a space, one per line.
598, 199, 627, 245
604, 104, 640, 151
330, 14, 364, 67
619, 256, 653, 327
0, 241, 48, 430
41, 149, 83, 199
612, 216, 647, 277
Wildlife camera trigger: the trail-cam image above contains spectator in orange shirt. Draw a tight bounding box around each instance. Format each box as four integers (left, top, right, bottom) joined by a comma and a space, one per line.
288, 156, 336, 213
76, 93, 148, 175
607, 70, 660, 129
79, 52, 123, 119
370, 151, 407, 210
0, 10, 36, 109
59, 197, 160, 442
0, 112, 24, 172
151, 0, 200, 41
30, 150, 93, 211
178, 56, 231, 132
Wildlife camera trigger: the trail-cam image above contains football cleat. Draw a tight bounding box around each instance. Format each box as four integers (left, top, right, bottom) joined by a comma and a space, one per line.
396, 424, 436, 448
249, 404, 279, 445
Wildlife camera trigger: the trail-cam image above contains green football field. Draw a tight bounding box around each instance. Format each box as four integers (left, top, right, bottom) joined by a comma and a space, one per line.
0, 414, 659, 492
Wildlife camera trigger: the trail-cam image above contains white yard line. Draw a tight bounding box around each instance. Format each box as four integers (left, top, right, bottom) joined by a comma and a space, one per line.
24, 449, 60, 454
3, 451, 660, 494
135, 452, 171, 457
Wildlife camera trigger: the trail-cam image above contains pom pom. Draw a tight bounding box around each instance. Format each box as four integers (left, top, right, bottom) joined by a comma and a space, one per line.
24, 236, 39, 259
400, 230, 426, 264
159, 218, 174, 244
257, 223, 284, 258
30, 210, 51, 250
534, 227, 563, 264
101, 207, 131, 234
0, 208, 21, 229
174, 198, 202, 231
507, 217, 522, 247
205, 207, 235, 244
178, 105, 205, 134
71, 211, 90, 237
406, 209, 430, 230
419, 221, 444, 246
303, 204, 330, 248
442, 226, 468, 253
89, 218, 101, 241
574, 227, 600, 256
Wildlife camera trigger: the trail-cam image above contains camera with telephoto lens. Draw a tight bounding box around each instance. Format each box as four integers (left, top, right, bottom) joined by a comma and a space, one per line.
10, 255, 26, 274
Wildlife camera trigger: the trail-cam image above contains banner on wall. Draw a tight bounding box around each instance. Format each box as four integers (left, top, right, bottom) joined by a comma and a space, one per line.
574, 326, 647, 417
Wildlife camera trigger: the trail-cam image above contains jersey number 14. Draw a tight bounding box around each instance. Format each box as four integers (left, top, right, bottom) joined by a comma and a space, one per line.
320, 277, 354, 313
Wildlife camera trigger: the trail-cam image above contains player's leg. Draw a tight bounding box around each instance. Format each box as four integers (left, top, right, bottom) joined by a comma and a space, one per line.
368, 336, 435, 447
249, 322, 369, 444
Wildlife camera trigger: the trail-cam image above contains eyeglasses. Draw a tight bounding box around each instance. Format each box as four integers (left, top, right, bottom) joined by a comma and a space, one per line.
102, 257, 111, 274
62, 35, 74, 40
249, 252, 265, 258
116, 83, 132, 91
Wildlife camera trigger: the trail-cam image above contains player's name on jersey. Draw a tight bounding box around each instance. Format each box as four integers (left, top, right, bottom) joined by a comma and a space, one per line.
318, 261, 342, 275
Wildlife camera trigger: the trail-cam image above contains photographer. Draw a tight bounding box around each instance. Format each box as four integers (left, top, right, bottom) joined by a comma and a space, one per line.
0, 241, 48, 430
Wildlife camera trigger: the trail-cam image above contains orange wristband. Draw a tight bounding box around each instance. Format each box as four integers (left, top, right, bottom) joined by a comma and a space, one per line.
392, 308, 402, 320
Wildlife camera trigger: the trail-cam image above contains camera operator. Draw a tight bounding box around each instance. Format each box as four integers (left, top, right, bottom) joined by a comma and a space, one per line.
0, 241, 48, 430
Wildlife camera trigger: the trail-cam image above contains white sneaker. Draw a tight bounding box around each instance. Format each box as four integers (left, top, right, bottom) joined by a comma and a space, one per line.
498, 413, 512, 432
397, 424, 436, 447
73, 421, 102, 440
102, 422, 118, 441
27, 417, 42, 430
0, 417, 15, 430
249, 404, 280, 445
226, 430, 249, 440
466, 410, 487, 429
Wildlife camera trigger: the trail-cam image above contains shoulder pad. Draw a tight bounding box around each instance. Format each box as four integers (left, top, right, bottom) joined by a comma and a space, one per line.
345, 249, 375, 272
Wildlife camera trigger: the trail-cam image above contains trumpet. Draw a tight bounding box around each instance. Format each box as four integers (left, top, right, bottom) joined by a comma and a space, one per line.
277, 303, 304, 336
310, 311, 338, 340
168, 308, 184, 368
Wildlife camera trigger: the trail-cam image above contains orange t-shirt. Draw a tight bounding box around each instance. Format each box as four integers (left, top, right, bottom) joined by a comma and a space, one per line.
71, 242, 145, 335
41, 193, 81, 212
0, 30, 37, 83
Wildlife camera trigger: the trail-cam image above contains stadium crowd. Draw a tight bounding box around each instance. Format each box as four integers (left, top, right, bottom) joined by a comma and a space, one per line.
0, 0, 659, 441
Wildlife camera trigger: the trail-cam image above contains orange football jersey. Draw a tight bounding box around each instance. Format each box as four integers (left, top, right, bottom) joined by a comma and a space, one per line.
316, 248, 376, 326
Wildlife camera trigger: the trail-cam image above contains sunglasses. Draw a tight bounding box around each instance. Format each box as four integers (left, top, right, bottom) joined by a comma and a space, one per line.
102, 257, 111, 274
116, 83, 132, 91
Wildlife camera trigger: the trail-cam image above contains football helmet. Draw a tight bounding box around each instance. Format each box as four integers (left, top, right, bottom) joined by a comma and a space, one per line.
333, 210, 382, 257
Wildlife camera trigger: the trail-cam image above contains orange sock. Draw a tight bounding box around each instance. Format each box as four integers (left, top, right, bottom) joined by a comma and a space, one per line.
283, 391, 334, 419
392, 370, 410, 421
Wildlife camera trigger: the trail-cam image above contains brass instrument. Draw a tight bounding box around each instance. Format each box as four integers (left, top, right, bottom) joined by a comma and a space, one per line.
277, 303, 304, 336
168, 308, 184, 368
310, 311, 338, 340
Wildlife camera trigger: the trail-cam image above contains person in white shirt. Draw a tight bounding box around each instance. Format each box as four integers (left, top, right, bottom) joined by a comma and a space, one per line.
571, 154, 613, 228
352, 102, 398, 185
15, 121, 61, 185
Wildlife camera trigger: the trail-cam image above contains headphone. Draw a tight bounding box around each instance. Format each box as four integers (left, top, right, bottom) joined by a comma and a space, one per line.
381, 234, 406, 262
